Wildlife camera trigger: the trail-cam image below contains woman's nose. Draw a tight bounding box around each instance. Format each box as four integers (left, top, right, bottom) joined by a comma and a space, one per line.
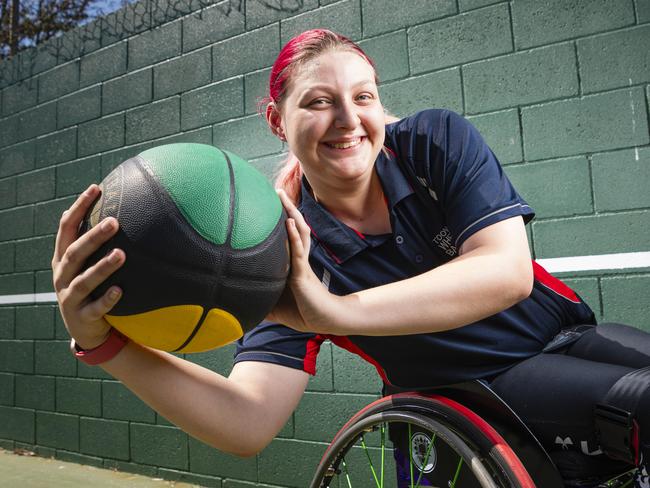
334, 101, 360, 129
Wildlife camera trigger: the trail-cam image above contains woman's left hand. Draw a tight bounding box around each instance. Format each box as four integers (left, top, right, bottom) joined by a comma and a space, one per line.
267, 190, 343, 334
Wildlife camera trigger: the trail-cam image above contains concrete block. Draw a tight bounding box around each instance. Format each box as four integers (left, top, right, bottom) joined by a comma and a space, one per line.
18, 102, 57, 141
0, 207, 34, 241
80, 417, 130, 460
332, 346, 383, 394
128, 20, 182, 71
602, 275, 650, 332
512, 0, 635, 49
522, 88, 649, 161
154, 48, 211, 100
0, 273, 33, 295
464, 43, 578, 114
307, 340, 333, 392
189, 437, 256, 480
592, 147, 650, 211
294, 391, 378, 442
562, 277, 601, 318
103, 381, 156, 423
34, 197, 75, 235
80, 42, 127, 87
126, 97, 180, 144
78, 113, 125, 157
0, 113, 20, 149
0, 242, 13, 274
35, 128, 77, 168
281, 0, 361, 43
0, 141, 35, 177
0, 308, 13, 339
181, 78, 244, 131
212, 24, 279, 82
409, 4, 512, 73
248, 152, 285, 182
182, 1, 245, 52
103, 69, 152, 115
155, 127, 212, 146
55, 450, 103, 468
359, 31, 409, 83
533, 210, 650, 258
130, 423, 189, 469
379, 68, 463, 118
213, 114, 281, 159
362, 0, 456, 37
258, 438, 327, 487
56, 377, 102, 416
102, 0, 151, 47
57, 86, 102, 129
56, 156, 102, 197
578, 25, 650, 93
34, 340, 77, 376
1, 79, 38, 116
246, 0, 318, 30
244, 68, 270, 115
459, 0, 503, 10
0, 178, 16, 209
16, 168, 55, 205
638, 0, 650, 22
36, 411, 79, 450
58, 19, 102, 61
505, 157, 593, 218
15, 305, 55, 339
15, 236, 54, 272
0, 372, 14, 405
37, 61, 80, 103
467, 109, 522, 164
15, 374, 55, 410
35, 270, 53, 294
0, 406, 34, 443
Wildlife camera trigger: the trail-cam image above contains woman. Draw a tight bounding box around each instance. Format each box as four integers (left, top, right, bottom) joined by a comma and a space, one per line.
52, 29, 649, 486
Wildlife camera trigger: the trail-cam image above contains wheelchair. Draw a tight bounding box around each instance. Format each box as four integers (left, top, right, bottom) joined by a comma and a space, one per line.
309, 380, 640, 488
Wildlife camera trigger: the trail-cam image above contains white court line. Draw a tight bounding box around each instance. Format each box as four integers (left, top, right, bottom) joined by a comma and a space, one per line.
0, 252, 649, 305
537, 251, 650, 274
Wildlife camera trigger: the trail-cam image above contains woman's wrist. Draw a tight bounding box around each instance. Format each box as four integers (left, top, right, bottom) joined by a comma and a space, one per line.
70, 328, 129, 365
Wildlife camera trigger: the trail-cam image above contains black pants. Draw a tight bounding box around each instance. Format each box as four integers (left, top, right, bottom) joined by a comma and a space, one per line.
490, 323, 650, 480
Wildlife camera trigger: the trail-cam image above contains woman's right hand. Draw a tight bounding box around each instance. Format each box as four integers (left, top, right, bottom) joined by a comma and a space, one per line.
52, 184, 126, 350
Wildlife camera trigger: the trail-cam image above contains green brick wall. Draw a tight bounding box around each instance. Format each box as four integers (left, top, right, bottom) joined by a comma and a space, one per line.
0, 0, 649, 486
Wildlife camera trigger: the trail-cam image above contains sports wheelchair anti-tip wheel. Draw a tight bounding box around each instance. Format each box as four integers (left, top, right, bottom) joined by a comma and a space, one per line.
310, 393, 535, 488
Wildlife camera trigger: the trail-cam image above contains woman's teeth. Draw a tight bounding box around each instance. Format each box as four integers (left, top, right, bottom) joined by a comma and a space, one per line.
327, 138, 362, 149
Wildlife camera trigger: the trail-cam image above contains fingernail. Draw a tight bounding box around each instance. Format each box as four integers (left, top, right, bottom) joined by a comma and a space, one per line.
109, 288, 121, 301
85, 185, 97, 196
101, 218, 115, 232
108, 249, 120, 263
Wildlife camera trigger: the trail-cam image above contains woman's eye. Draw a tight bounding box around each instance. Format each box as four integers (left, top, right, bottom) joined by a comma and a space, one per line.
311, 98, 330, 106
357, 93, 374, 102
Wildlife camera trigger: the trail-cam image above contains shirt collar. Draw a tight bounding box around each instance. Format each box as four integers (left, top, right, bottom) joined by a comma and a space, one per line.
298, 148, 415, 264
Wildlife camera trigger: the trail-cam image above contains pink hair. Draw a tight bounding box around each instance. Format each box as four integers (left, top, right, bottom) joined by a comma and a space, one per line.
263, 29, 378, 204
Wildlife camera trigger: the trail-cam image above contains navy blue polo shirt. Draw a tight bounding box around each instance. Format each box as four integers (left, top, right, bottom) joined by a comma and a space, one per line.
234, 109, 595, 388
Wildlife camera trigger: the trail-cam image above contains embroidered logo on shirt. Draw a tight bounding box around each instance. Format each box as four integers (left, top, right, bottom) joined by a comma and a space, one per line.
321, 269, 331, 290
432, 226, 457, 257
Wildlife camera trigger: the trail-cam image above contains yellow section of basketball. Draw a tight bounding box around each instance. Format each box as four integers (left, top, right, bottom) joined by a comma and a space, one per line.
106, 305, 204, 351
105, 306, 244, 353
178, 308, 244, 353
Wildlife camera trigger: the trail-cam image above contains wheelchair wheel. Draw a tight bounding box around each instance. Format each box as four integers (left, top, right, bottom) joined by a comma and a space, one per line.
310, 394, 535, 488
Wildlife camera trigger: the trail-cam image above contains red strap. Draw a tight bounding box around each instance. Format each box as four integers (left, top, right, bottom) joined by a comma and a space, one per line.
71, 328, 129, 366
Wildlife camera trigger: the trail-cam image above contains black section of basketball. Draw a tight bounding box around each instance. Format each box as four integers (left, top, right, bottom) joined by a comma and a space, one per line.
82, 154, 289, 333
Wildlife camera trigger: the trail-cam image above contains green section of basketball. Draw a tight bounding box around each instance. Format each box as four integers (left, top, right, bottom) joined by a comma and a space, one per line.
226, 149, 283, 250
138, 143, 231, 246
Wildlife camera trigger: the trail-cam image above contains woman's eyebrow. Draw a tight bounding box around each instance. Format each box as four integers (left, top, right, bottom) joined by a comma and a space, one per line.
300, 79, 375, 97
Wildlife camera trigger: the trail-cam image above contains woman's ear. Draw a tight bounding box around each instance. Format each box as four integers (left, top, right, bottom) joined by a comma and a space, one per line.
266, 103, 286, 141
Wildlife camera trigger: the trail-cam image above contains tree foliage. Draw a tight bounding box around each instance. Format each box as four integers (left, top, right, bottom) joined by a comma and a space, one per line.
1, 0, 93, 58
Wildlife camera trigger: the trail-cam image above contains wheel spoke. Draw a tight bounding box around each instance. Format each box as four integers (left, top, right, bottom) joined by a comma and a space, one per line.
342, 458, 353, 488
409, 423, 415, 488
361, 434, 382, 488
450, 456, 463, 488
380, 423, 385, 487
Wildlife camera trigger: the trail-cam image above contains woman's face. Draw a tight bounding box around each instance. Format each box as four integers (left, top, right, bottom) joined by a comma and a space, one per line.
275, 50, 386, 189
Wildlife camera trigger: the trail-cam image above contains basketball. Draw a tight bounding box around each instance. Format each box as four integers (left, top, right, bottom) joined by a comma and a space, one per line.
80, 143, 290, 353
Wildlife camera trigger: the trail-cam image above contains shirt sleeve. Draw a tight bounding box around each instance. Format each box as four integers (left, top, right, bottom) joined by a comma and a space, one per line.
233, 321, 325, 375
388, 109, 534, 250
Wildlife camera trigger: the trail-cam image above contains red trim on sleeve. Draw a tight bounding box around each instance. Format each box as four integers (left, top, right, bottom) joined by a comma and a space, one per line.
304, 334, 326, 375
328, 336, 391, 385
532, 260, 580, 303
